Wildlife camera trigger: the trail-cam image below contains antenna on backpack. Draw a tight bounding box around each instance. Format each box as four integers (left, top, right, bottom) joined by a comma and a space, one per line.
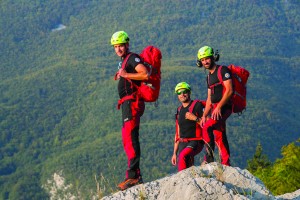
214, 49, 220, 62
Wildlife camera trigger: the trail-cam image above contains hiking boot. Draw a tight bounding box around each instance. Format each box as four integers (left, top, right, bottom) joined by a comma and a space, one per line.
117, 176, 143, 191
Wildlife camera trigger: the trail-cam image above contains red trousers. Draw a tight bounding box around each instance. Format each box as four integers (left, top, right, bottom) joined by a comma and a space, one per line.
121, 99, 145, 179
177, 141, 204, 171
202, 105, 232, 166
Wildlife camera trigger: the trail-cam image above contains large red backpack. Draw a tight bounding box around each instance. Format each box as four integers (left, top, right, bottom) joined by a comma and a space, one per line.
119, 46, 162, 103
138, 46, 162, 102
215, 64, 250, 114
175, 100, 205, 142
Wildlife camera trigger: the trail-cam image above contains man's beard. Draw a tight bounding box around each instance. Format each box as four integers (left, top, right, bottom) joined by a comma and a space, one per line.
182, 97, 191, 103
204, 62, 214, 70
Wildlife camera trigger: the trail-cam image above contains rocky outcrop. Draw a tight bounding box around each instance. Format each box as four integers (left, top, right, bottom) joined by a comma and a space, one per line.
102, 162, 300, 200
277, 189, 300, 200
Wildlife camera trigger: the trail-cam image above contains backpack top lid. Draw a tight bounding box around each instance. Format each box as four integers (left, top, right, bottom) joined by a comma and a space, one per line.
140, 46, 162, 69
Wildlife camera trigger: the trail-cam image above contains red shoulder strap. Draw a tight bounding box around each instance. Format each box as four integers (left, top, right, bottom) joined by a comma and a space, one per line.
177, 100, 203, 118
217, 65, 223, 83
121, 53, 139, 90
121, 53, 132, 70
191, 100, 203, 139
114, 53, 132, 81
190, 100, 203, 140
175, 105, 182, 142
217, 65, 233, 106
208, 65, 223, 89
176, 105, 182, 119
177, 100, 197, 118
189, 100, 198, 114
175, 100, 205, 142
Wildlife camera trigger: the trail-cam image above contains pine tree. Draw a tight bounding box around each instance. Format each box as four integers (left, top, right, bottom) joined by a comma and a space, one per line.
247, 142, 271, 173
248, 139, 300, 195
266, 138, 300, 195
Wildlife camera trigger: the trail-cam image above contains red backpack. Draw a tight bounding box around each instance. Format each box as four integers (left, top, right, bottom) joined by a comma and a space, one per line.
216, 64, 250, 114
175, 100, 205, 142
138, 46, 162, 102
118, 46, 162, 104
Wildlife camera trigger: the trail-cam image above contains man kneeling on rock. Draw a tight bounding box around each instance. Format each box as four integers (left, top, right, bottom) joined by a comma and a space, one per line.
171, 82, 213, 171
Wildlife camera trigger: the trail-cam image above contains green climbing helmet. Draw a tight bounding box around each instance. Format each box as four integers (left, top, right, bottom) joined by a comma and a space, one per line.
175, 82, 191, 93
111, 31, 130, 45
197, 46, 214, 60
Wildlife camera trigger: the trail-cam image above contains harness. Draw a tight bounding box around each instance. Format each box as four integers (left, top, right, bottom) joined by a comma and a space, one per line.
208, 65, 223, 95
115, 53, 140, 109
175, 100, 204, 143
208, 65, 233, 109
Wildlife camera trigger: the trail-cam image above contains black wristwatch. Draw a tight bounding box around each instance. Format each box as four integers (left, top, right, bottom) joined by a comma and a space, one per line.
195, 117, 200, 122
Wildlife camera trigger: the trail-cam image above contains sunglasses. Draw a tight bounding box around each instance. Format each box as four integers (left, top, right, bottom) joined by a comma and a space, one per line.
176, 89, 189, 95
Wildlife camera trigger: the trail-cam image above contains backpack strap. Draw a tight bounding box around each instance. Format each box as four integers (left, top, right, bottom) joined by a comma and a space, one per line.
208, 66, 223, 94
114, 53, 132, 80
217, 65, 223, 84
190, 100, 202, 139
217, 65, 234, 106
216, 65, 229, 99
121, 53, 132, 69
175, 105, 182, 142
188, 99, 198, 113
118, 52, 143, 93
115, 53, 140, 109
175, 100, 204, 142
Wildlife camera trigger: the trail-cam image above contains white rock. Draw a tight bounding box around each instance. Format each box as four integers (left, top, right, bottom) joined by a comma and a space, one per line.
101, 163, 299, 200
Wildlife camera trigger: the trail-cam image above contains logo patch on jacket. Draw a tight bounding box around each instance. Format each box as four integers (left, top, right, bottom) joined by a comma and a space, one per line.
225, 73, 230, 79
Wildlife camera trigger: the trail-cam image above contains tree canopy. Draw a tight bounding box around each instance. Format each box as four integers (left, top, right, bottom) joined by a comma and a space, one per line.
0, 0, 299, 198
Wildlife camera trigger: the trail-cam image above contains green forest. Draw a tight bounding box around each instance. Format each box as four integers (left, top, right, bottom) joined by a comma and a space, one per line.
247, 139, 300, 196
0, 0, 299, 199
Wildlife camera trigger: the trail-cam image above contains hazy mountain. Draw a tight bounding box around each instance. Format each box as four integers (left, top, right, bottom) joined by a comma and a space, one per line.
0, 0, 299, 198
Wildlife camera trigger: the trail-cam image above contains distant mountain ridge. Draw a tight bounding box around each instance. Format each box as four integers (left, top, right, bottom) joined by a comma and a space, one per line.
0, 0, 299, 198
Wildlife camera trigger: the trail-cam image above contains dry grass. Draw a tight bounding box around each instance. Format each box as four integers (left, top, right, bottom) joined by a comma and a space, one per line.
94, 169, 119, 199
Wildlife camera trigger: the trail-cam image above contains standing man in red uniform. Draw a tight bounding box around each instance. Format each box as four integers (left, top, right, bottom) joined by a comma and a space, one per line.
197, 46, 233, 166
111, 31, 149, 190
